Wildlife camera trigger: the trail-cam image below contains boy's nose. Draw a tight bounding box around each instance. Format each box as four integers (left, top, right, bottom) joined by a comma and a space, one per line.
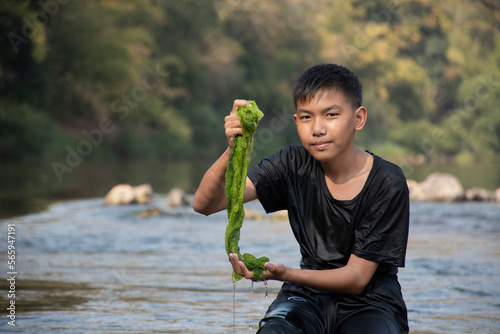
312, 119, 326, 136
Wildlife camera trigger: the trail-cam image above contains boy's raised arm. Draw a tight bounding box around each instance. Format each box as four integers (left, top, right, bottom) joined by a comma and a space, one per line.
192, 147, 231, 215
192, 100, 258, 216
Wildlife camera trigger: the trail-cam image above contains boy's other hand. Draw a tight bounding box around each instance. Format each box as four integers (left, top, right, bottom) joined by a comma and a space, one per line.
229, 253, 287, 282
224, 99, 252, 148
263, 262, 287, 281
229, 253, 252, 279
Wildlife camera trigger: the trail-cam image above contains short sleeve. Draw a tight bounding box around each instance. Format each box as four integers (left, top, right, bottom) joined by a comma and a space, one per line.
352, 180, 410, 267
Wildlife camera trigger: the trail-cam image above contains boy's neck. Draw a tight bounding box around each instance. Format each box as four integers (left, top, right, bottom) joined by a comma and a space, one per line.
321, 146, 372, 185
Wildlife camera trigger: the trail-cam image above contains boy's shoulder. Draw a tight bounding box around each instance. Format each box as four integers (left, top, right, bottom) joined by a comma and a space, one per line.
373, 154, 406, 176
370, 153, 408, 191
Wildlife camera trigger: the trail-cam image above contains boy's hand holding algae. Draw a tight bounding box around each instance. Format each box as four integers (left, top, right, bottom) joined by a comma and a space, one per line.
225, 101, 269, 282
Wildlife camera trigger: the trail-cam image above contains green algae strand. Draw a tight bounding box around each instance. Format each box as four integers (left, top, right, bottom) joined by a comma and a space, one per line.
225, 101, 269, 281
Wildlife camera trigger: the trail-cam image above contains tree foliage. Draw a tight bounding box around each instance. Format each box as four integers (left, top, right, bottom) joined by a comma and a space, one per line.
0, 0, 498, 163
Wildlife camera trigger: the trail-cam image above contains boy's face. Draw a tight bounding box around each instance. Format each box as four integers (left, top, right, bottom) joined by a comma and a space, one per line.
293, 89, 366, 164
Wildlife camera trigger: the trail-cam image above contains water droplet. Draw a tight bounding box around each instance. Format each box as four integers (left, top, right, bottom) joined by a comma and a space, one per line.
264, 281, 268, 298
233, 280, 237, 334
248, 281, 255, 325
249, 325, 253, 330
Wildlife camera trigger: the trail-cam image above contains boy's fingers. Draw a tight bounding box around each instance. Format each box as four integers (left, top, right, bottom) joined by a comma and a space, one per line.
224, 114, 242, 127
227, 129, 242, 139
229, 253, 242, 274
224, 114, 243, 147
226, 100, 249, 145
229, 253, 253, 278
231, 99, 252, 114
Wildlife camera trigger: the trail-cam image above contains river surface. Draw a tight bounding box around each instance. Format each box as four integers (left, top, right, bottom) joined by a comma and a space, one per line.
1, 196, 499, 333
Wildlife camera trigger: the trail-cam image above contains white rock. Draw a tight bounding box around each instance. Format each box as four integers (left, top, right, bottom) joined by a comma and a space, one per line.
417, 172, 465, 202
133, 184, 153, 204
167, 187, 188, 208
104, 184, 135, 205
465, 187, 493, 201
407, 179, 426, 201
105, 183, 153, 205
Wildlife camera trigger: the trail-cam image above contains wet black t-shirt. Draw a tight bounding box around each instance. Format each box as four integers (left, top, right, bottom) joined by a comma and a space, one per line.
247, 143, 410, 330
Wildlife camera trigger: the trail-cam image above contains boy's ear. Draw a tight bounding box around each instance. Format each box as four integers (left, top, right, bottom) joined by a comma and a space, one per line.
354, 106, 367, 131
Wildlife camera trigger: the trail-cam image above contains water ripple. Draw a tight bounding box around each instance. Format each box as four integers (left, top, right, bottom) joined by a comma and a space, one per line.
1, 198, 499, 333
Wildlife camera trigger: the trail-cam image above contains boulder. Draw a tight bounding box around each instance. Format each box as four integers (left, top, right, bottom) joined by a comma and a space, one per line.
104, 183, 153, 205
133, 184, 153, 204
167, 187, 189, 208
465, 187, 494, 202
417, 172, 465, 202
407, 179, 426, 201
104, 184, 135, 205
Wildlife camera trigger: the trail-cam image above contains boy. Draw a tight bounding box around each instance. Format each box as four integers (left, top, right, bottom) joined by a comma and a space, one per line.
193, 64, 409, 333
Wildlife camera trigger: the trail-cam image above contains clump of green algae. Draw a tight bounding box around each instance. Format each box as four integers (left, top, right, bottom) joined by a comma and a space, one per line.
225, 101, 269, 282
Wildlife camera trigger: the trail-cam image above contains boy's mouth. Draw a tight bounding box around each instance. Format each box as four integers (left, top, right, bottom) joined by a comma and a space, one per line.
312, 141, 330, 150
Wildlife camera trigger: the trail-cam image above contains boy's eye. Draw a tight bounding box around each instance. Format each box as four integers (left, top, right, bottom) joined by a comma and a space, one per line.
300, 115, 311, 120
326, 113, 339, 117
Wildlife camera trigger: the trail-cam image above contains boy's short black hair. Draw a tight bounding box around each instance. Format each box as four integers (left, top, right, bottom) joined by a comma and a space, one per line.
293, 64, 362, 110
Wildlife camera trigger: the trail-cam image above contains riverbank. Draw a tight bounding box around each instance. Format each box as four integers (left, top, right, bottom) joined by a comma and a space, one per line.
1, 158, 499, 219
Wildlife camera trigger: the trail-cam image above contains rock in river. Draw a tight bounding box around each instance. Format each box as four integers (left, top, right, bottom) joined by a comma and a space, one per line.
105, 184, 153, 205
167, 187, 189, 208
465, 187, 494, 201
408, 172, 465, 202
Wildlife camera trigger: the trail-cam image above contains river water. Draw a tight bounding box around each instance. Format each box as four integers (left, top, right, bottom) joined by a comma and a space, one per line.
1, 195, 499, 333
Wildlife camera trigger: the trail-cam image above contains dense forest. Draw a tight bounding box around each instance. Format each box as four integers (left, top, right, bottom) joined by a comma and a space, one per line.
1, 0, 499, 166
